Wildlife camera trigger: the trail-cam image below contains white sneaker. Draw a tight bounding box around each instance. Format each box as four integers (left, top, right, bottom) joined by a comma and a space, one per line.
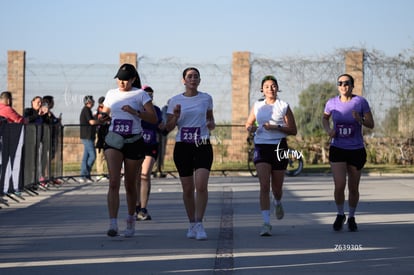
194, 222, 207, 240
124, 218, 135, 237
260, 223, 272, 236
186, 224, 196, 239
95, 175, 105, 181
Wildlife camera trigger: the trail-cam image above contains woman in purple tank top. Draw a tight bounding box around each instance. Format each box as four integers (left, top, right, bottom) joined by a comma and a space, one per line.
322, 73, 374, 232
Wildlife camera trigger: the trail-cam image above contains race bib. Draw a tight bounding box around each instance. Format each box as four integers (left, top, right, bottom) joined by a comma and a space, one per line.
113, 119, 133, 135
336, 124, 355, 138
180, 127, 200, 143
143, 129, 156, 144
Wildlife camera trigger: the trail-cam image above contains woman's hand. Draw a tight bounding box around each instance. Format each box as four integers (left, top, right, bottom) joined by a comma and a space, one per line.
121, 105, 138, 115
263, 122, 273, 130
207, 119, 215, 130
246, 125, 257, 132
352, 110, 363, 124
327, 128, 336, 138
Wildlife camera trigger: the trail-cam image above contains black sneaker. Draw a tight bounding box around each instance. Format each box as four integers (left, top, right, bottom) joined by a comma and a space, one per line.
107, 228, 118, 237
347, 217, 358, 232
137, 208, 152, 221
333, 214, 346, 231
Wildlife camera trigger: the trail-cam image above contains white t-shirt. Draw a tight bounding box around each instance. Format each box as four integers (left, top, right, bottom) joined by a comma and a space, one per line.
104, 87, 151, 135
167, 91, 213, 142
253, 98, 289, 144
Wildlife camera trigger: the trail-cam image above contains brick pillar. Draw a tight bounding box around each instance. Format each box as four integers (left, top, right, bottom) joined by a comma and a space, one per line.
230, 52, 251, 160
345, 50, 364, 96
231, 52, 251, 125
7, 50, 26, 114
119, 52, 138, 68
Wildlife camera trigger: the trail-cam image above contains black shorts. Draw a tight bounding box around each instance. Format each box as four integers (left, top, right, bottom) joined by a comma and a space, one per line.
329, 146, 367, 170
144, 143, 159, 159
254, 138, 289, 170
104, 137, 145, 160
173, 141, 213, 177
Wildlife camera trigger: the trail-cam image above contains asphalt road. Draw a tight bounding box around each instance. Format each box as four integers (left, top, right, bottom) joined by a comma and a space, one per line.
1, 174, 413, 274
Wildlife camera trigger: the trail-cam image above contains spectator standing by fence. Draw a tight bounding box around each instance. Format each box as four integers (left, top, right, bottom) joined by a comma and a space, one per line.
101, 63, 158, 238
0, 91, 26, 195
0, 91, 26, 124
24, 96, 46, 186
322, 73, 374, 232
24, 96, 45, 124
40, 96, 60, 125
94, 96, 109, 181
79, 95, 100, 183
165, 67, 215, 240
245, 75, 297, 237
38, 95, 62, 183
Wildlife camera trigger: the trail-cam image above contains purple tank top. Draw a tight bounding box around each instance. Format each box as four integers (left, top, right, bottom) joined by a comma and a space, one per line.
324, 95, 371, 149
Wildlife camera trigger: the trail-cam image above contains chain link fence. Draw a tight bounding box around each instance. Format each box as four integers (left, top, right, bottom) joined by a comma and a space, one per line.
2, 49, 413, 129
1, 49, 413, 169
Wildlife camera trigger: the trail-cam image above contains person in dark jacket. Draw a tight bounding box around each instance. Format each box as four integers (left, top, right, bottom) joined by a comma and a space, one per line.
24, 96, 45, 124
79, 95, 100, 182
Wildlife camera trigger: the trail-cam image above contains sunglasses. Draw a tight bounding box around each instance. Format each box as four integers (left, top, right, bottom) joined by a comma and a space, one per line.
337, 81, 352, 87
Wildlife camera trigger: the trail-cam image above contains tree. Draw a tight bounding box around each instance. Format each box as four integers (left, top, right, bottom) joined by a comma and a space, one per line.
381, 106, 399, 137
398, 84, 414, 137
294, 82, 337, 137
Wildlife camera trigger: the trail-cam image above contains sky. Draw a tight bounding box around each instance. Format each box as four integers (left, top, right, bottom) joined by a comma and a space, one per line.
0, 0, 413, 125
1, 0, 413, 64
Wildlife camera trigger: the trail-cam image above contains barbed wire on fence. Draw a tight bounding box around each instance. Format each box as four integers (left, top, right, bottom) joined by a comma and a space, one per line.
1, 48, 413, 136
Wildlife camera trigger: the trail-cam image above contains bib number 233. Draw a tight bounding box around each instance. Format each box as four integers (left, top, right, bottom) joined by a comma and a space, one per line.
181, 127, 200, 143
113, 119, 133, 135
